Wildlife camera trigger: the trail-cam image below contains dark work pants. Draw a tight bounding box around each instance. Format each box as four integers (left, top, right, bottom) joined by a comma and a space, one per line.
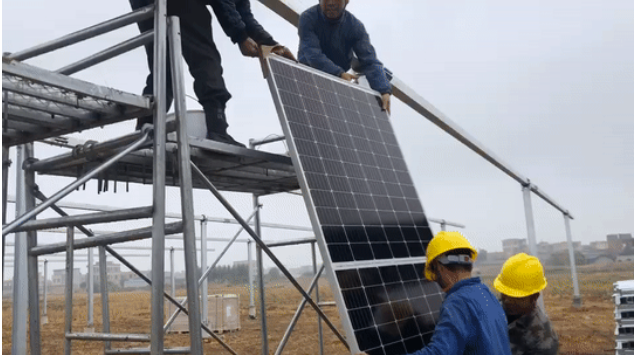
130, 0, 232, 129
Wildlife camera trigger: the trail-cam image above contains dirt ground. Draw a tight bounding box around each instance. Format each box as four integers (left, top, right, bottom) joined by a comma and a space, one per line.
3, 262, 632, 354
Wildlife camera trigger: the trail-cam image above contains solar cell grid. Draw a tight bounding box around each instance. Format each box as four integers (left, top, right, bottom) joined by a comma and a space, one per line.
266, 56, 441, 354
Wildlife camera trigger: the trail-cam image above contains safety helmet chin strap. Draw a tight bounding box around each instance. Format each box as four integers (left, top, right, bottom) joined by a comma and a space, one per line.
436, 254, 473, 266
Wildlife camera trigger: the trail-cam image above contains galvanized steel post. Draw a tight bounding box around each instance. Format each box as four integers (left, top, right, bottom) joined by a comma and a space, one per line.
64, 227, 75, 355
42, 259, 48, 324
254, 194, 268, 355
312, 241, 324, 355
150, 0, 168, 353
11, 144, 29, 355
201, 218, 209, 326
564, 214, 582, 307
99, 246, 112, 350
522, 184, 539, 257
87, 247, 95, 331
248, 240, 256, 319
169, 15, 203, 355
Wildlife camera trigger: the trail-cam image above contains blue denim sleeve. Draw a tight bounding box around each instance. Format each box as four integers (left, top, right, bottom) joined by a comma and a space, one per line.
297, 11, 345, 77
406, 297, 469, 355
350, 20, 392, 94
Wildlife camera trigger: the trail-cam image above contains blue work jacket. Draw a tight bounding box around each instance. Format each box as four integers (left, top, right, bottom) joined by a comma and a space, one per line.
297, 5, 392, 94
407, 277, 512, 355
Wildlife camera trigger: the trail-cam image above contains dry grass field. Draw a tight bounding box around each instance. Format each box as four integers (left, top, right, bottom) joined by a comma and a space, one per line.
3, 262, 632, 354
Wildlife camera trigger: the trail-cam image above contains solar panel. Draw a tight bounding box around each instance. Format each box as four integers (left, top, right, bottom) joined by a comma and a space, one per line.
264, 55, 443, 355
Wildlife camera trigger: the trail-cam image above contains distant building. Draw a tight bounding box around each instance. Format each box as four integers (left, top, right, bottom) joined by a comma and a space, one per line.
608, 233, 634, 253
590, 241, 609, 250
51, 267, 83, 291
502, 238, 528, 256
551, 241, 582, 253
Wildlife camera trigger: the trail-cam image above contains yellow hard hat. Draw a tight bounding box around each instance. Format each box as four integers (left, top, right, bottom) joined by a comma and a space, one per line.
424, 231, 478, 281
493, 253, 547, 298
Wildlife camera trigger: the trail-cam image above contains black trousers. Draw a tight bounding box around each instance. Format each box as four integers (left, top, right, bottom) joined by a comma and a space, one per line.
130, 0, 232, 127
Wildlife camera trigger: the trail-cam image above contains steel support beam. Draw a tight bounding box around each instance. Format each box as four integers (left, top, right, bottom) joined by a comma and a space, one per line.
56, 31, 153, 76
11, 144, 29, 355
564, 214, 582, 308
65, 333, 151, 342
64, 227, 74, 355
5, 5, 155, 61
14, 206, 154, 232
200, 218, 208, 326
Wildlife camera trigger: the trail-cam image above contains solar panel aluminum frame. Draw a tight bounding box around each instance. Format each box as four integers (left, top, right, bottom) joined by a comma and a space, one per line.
263, 54, 432, 354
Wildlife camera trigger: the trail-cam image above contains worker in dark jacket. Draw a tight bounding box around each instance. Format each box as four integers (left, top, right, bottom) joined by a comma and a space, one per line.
298, 0, 392, 113
130, 0, 294, 147
357, 231, 511, 355
494, 253, 559, 355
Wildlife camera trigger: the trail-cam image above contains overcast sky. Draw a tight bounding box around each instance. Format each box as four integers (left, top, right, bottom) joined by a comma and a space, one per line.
2, 0, 633, 276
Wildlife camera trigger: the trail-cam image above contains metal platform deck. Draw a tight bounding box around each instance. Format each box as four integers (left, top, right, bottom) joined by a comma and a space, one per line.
26, 128, 299, 196
2, 59, 152, 147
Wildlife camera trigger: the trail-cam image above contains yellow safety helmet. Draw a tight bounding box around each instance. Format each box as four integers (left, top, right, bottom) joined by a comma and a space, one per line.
493, 253, 547, 298
424, 231, 478, 281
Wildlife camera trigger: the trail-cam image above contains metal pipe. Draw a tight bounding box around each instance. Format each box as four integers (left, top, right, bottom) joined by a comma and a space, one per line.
99, 245, 112, 350
255, 194, 268, 355
428, 218, 464, 229
30, 222, 183, 256
11, 144, 28, 355
312, 242, 323, 355
248, 240, 256, 319
6, 4, 155, 61
249, 135, 285, 147
150, 1, 168, 353
192, 163, 348, 349
56, 31, 153, 76
2, 144, 9, 277
169, 16, 203, 355
64, 227, 74, 355
24, 142, 42, 355
163, 209, 257, 331
65, 333, 151, 342
266, 237, 316, 248
105, 348, 191, 355
274, 265, 325, 355
170, 246, 175, 328
3, 132, 151, 236
26, 131, 150, 172
522, 185, 539, 257
14, 206, 154, 232
564, 214, 582, 307
87, 247, 94, 330
43, 259, 48, 320
201, 218, 208, 326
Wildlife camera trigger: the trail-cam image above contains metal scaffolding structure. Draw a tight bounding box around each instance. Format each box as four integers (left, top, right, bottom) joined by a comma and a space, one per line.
2, 1, 581, 354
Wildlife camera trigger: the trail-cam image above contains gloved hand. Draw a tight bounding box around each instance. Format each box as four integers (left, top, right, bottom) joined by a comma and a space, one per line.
340, 72, 359, 82
381, 93, 391, 114
271, 45, 297, 62
240, 37, 260, 57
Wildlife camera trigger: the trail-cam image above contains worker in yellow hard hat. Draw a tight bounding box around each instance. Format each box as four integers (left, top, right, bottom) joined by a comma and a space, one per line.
364, 231, 511, 355
494, 253, 559, 355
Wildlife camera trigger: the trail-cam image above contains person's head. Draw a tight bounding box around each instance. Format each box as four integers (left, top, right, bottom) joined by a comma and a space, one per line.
424, 231, 478, 292
319, 0, 349, 20
494, 253, 547, 316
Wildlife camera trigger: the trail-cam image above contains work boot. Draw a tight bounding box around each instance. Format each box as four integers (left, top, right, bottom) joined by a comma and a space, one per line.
204, 107, 246, 148
135, 115, 153, 131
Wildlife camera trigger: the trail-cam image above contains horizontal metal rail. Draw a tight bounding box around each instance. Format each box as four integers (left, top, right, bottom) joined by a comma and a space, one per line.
249, 135, 285, 147
13, 206, 153, 232
428, 218, 465, 229
5, 5, 155, 61
29, 222, 183, 256
105, 348, 190, 355
65, 333, 150, 342
56, 31, 153, 76
266, 237, 316, 248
